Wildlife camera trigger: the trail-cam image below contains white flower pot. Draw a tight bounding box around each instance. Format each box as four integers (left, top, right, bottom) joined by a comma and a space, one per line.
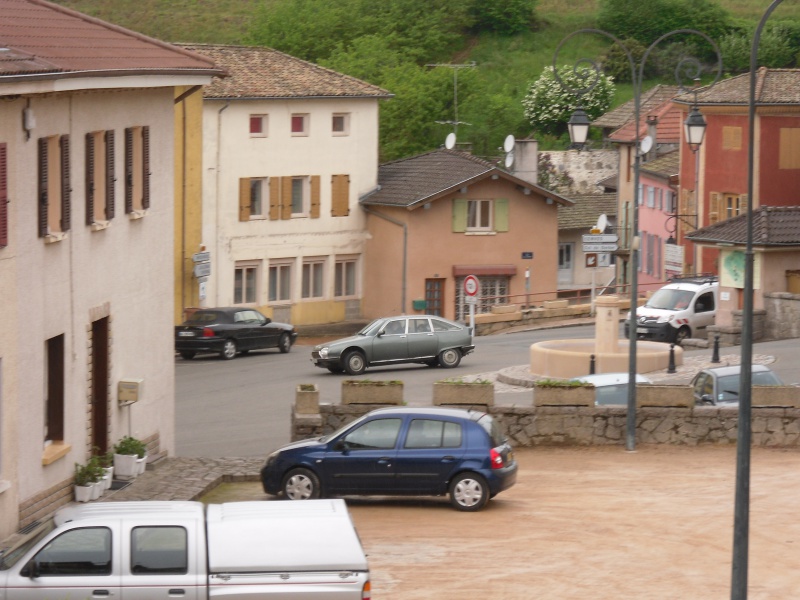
136, 456, 147, 475
90, 481, 102, 500
114, 453, 138, 479
74, 485, 93, 503
103, 467, 114, 489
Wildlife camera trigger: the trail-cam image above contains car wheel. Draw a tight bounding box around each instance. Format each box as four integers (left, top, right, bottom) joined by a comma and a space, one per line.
179, 351, 195, 360
674, 326, 691, 345
343, 350, 367, 375
220, 339, 237, 360
449, 472, 489, 512
278, 333, 292, 354
438, 348, 461, 368
282, 468, 321, 500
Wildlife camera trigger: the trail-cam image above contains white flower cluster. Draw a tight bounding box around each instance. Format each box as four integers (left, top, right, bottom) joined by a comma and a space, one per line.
522, 65, 615, 133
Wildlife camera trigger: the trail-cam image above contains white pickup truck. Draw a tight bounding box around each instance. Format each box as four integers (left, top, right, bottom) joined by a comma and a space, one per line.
0, 499, 370, 599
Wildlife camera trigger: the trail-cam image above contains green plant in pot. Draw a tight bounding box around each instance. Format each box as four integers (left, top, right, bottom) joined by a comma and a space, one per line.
113, 435, 147, 480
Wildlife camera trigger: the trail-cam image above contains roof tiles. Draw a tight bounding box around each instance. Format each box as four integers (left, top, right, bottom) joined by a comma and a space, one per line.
675, 68, 800, 106
558, 193, 617, 230
686, 206, 800, 246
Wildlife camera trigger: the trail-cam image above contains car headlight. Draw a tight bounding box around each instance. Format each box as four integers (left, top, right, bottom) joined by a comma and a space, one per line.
317, 347, 329, 359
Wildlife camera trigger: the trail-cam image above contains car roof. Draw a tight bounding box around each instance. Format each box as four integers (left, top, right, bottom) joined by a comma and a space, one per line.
571, 373, 652, 386
699, 364, 774, 377
367, 406, 485, 421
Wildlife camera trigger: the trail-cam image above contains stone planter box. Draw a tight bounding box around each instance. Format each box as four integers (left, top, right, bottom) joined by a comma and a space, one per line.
295, 384, 320, 414
637, 384, 693, 408
752, 385, 800, 408
533, 383, 594, 407
433, 381, 494, 406
341, 380, 403, 405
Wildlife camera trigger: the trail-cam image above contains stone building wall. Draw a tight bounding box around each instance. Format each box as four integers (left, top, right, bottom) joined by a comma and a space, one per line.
544, 149, 619, 195
764, 292, 800, 340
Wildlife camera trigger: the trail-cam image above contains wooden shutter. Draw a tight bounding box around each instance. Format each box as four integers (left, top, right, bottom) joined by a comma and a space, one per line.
708, 192, 720, 225
85, 133, 95, 225
38, 137, 48, 237
452, 198, 467, 232
239, 178, 251, 221
124, 128, 133, 213
142, 126, 150, 209
105, 130, 115, 219
269, 177, 280, 220
60, 135, 71, 232
331, 174, 350, 217
281, 176, 292, 220
46, 335, 65, 441
494, 198, 509, 232
0, 143, 7, 247
310, 175, 320, 218
738, 194, 748, 216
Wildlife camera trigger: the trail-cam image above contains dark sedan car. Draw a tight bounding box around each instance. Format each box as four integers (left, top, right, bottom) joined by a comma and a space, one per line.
311, 315, 474, 375
175, 307, 297, 360
261, 407, 517, 511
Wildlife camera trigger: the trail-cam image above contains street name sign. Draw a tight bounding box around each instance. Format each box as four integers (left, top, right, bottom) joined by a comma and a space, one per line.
582, 243, 618, 252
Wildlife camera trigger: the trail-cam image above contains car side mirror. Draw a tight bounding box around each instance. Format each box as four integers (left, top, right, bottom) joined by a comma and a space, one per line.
699, 394, 715, 406
263, 318, 272, 325
376, 331, 384, 337
333, 439, 349, 452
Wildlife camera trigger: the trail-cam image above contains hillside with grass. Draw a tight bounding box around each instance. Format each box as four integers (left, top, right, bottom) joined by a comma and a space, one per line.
54, 0, 800, 161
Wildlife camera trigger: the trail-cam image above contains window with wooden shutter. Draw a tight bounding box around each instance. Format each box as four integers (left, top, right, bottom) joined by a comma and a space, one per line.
45, 334, 65, 442
269, 178, 281, 220
105, 130, 115, 219
494, 198, 509, 232
779, 128, 800, 169
38, 135, 69, 238
59, 135, 70, 232
310, 175, 320, 218
125, 126, 149, 214
86, 133, 95, 225
452, 198, 467, 232
142, 126, 150, 209
239, 178, 251, 221
38, 137, 48, 237
331, 174, 350, 217
86, 131, 111, 226
708, 192, 720, 225
125, 128, 133, 213
0, 143, 7, 248
722, 126, 742, 150
281, 177, 293, 219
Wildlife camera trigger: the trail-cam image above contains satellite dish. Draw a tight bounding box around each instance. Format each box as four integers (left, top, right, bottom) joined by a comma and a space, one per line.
640, 135, 653, 154
504, 150, 515, 169
503, 134, 515, 153
595, 213, 608, 233
445, 132, 456, 149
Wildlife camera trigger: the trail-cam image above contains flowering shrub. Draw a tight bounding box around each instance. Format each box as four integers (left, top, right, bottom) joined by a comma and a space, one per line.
522, 66, 614, 136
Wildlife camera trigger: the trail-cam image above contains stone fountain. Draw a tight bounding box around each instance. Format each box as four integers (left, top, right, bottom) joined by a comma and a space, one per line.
529, 295, 682, 378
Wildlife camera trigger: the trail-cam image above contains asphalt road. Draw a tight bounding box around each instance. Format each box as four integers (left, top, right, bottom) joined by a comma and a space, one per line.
175, 325, 800, 458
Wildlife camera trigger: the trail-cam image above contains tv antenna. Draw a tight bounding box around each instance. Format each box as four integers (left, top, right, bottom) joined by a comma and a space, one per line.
427, 62, 476, 140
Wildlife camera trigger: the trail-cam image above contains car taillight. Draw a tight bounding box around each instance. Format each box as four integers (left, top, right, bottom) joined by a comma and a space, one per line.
362, 579, 371, 599
202, 327, 215, 338
490, 448, 504, 469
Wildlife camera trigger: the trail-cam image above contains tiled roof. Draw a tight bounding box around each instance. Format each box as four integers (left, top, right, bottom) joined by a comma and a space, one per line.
674, 68, 800, 106
0, 0, 222, 80
608, 99, 682, 144
593, 85, 681, 129
361, 149, 572, 208
686, 206, 800, 246
177, 44, 391, 99
640, 149, 680, 179
558, 193, 617, 230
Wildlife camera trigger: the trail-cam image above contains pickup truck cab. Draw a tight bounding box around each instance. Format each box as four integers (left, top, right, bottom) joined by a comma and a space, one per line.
0, 499, 370, 599
624, 275, 719, 344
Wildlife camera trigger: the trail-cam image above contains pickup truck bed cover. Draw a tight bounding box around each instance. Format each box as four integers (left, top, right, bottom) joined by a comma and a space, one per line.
206, 500, 367, 573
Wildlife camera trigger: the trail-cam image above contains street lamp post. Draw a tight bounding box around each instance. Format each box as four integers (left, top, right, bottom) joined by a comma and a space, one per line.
731, 3, 785, 597
552, 30, 721, 451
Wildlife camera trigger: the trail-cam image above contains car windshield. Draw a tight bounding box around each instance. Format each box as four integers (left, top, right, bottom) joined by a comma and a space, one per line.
715, 370, 783, 403
644, 289, 695, 311
358, 319, 385, 336
0, 520, 55, 570
185, 311, 219, 325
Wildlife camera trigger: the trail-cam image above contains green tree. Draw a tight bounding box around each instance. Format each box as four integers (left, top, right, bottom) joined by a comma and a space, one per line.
522, 66, 614, 137
720, 23, 797, 73
469, 0, 538, 36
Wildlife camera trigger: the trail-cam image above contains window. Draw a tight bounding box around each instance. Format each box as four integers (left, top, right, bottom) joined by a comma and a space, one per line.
0, 143, 7, 247
343, 418, 402, 450
302, 259, 325, 299
779, 128, 800, 169
124, 126, 150, 214
291, 177, 306, 214
724, 194, 742, 220
38, 135, 71, 238
291, 113, 308, 136
331, 174, 350, 217
409, 318, 431, 334
26, 527, 111, 577
279, 176, 320, 218
249, 115, 268, 137
131, 526, 188, 575
405, 419, 462, 449
637, 184, 643, 205
332, 113, 350, 136
383, 319, 406, 335
722, 126, 743, 151
234, 262, 259, 304
335, 257, 357, 297
45, 335, 65, 443
467, 199, 492, 230
558, 243, 573, 270
269, 262, 292, 302
646, 186, 655, 208
452, 198, 508, 233
455, 275, 508, 321
85, 130, 115, 227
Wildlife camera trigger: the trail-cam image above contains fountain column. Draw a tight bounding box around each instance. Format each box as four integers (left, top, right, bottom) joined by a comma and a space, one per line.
594, 295, 620, 357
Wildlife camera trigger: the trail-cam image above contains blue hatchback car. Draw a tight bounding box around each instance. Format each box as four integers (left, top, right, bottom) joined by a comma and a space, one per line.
261, 407, 518, 511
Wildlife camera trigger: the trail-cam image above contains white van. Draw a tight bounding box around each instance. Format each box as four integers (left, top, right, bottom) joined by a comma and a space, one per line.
624, 276, 719, 344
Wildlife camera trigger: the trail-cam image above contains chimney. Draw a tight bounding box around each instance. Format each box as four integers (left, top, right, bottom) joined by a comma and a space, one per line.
646, 115, 658, 161
510, 139, 539, 185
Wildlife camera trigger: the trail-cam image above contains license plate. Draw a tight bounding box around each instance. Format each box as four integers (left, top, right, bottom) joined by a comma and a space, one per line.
636, 327, 648, 334
178, 331, 195, 337
507, 451, 514, 463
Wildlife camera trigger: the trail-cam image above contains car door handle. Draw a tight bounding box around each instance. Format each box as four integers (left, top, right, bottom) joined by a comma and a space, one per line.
168, 590, 186, 597
441, 456, 456, 462
377, 458, 393, 467
92, 591, 111, 597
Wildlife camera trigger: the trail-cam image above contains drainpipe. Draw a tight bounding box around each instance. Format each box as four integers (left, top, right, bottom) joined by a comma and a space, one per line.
363, 206, 407, 314
215, 101, 230, 306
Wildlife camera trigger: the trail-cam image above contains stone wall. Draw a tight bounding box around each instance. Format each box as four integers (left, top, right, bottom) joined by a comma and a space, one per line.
764, 292, 800, 340
544, 149, 619, 195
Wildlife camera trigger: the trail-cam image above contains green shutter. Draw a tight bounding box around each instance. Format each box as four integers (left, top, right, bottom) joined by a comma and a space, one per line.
494, 198, 509, 232
452, 198, 467, 232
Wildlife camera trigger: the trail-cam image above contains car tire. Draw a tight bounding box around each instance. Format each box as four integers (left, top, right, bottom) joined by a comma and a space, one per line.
674, 326, 691, 345
282, 468, 321, 500
220, 339, 237, 360
438, 348, 461, 368
278, 333, 292, 354
449, 472, 489, 512
343, 350, 367, 375
179, 351, 196, 360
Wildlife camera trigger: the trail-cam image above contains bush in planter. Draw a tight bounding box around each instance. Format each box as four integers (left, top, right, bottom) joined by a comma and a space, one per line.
114, 435, 147, 458
113, 436, 147, 479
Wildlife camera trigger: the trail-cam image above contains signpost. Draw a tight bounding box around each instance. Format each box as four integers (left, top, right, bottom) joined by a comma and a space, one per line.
582, 234, 618, 316
463, 274, 480, 330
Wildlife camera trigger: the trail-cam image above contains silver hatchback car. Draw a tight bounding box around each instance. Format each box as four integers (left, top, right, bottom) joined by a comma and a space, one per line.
311, 315, 474, 375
